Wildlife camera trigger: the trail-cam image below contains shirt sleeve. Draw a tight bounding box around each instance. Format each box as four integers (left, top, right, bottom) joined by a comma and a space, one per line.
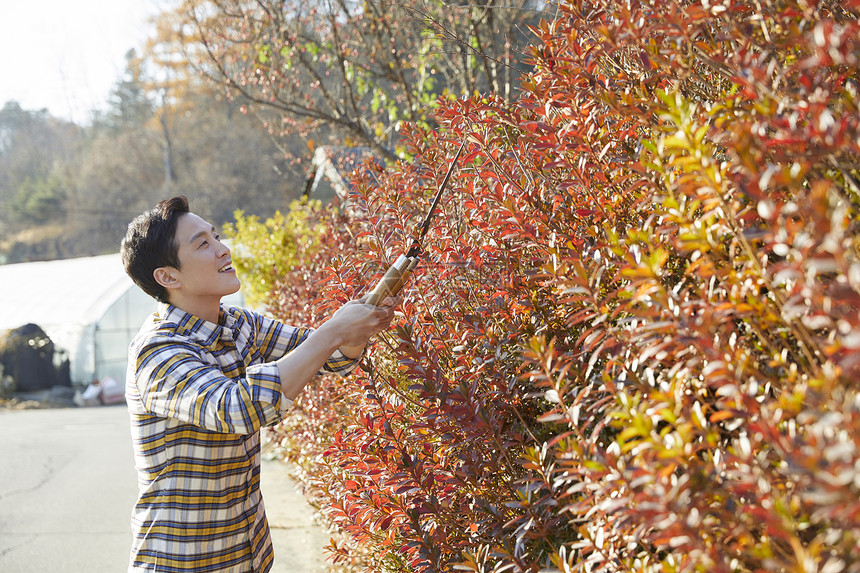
132, 335, 285, 435
247, 309, 364, 376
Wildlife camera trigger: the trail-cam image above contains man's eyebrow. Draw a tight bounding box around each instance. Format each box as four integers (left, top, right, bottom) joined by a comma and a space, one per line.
189, 226, 217, 244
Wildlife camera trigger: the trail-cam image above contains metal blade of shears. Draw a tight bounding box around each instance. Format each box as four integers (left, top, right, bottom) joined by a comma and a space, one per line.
364, 139, 468, 306
407, 139, 467, 258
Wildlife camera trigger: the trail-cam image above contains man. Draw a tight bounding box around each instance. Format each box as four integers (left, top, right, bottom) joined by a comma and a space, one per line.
120, 196, 398, 572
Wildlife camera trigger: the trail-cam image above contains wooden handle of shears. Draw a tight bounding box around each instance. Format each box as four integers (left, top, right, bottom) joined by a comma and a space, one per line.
365, 254, 418, 307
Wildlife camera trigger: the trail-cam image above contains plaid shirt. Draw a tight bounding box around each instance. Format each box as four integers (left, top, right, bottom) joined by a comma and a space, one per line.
126, 302, 358, 572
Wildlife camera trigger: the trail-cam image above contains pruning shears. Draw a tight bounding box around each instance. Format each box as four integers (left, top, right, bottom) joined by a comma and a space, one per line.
365, 140, 467, 307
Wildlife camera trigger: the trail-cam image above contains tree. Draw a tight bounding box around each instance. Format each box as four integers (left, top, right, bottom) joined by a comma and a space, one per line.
165, 90, 300, 224
61, 49, 166, 255
0, 25, 309, 264
10, 175, 67, 224
95, 49, 155, 132
68, 85, 300, 256
0, 102, 82, 252
153, 0, 540, 160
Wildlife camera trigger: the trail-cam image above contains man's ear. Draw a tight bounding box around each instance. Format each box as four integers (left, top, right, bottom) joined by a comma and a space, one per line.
153, 267, 181, 290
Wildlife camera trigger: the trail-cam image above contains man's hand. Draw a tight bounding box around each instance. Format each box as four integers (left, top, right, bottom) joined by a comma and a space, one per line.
329, 296, 401, 357
276, 296, 401, 399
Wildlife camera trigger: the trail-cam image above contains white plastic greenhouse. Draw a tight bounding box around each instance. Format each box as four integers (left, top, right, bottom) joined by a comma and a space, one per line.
0, 253, 244, 386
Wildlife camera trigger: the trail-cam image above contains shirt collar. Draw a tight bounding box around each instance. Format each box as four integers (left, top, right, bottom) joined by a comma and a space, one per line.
157, 302, 240, 347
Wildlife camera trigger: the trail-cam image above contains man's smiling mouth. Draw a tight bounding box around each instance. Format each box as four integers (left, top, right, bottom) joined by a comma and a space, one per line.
219, 263, 233, 272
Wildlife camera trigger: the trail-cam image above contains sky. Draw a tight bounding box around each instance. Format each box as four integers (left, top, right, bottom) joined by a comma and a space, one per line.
0, 0, 165, 124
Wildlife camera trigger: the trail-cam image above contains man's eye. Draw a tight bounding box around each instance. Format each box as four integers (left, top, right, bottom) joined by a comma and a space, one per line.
214, 234, 220, 241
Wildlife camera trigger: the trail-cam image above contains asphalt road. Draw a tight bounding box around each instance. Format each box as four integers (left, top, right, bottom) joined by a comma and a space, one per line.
0, 404, 332, 572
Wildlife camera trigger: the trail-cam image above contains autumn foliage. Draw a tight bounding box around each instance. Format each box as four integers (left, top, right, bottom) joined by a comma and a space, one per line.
246, 0, 860, 571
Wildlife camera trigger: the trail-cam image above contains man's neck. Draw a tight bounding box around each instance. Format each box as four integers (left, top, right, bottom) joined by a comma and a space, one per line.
168, 295, 222, 324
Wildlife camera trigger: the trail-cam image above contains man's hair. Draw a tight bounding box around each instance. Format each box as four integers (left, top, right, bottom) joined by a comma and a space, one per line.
121, 196, 190, 302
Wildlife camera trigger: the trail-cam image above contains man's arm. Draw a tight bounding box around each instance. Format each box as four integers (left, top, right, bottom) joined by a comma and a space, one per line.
132, 338, 285, 434
274, 298, 398, 400
130, 297, 399, 433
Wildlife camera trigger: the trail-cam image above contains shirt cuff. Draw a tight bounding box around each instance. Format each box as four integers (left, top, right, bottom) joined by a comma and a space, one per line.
324, 348, 364, 376
245, 361, 287, 426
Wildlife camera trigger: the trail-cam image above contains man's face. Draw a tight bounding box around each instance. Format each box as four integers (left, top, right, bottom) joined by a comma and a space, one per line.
167, 212, 241, 301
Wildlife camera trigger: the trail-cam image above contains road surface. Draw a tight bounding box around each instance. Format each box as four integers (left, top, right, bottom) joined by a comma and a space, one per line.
0, 404, 332, 572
